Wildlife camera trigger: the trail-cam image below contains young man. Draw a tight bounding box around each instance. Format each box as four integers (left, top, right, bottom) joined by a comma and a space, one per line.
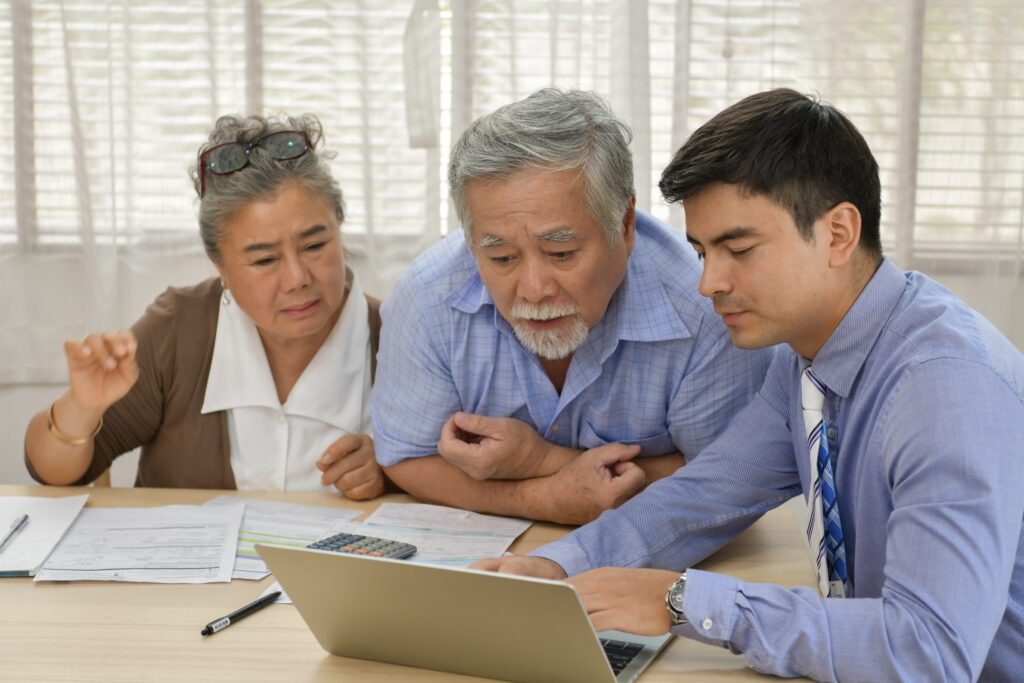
474, 89, 1024, 680
371, 88, 770, 524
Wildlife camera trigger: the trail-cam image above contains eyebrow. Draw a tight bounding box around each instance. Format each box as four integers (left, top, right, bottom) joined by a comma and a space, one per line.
478, 234, 510, 248
686, 226, 759, 248
243, 225, 328, 253
536, 228, 578, 243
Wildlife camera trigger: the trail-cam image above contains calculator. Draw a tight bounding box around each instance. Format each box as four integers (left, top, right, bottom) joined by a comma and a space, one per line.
307, 532, 417, 559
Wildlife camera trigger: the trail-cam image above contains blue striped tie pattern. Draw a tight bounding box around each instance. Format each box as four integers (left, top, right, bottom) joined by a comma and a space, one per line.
801, 368, 849, 598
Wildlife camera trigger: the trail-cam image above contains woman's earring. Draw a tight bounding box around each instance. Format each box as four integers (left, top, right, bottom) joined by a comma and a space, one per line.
221, 281, 231, 307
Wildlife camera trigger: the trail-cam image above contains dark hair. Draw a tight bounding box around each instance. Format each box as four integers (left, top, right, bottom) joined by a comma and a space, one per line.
659, 88, 882, 258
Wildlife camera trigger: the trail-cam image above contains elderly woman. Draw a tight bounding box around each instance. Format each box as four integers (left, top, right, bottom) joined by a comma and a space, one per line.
24, 113, 387, 499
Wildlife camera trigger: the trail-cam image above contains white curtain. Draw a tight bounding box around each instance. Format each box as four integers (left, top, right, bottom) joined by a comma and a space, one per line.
2, 0, 1023, 384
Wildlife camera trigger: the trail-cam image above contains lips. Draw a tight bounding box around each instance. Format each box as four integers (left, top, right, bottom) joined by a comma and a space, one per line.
282, 299, 320, 316
716, 310, 746, 325
524, 315, 568, 330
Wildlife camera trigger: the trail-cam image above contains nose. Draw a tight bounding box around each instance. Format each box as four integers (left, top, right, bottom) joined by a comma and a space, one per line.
698, 253, 732, 299
281, 250, 312, 291
516, 256, 559, 303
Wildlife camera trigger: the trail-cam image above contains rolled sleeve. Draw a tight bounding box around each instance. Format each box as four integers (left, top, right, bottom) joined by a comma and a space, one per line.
371, 273, 460, 468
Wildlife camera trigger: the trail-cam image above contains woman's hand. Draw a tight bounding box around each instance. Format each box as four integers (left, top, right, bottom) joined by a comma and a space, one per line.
317, 433, 387, 500
64, 329, 140, 411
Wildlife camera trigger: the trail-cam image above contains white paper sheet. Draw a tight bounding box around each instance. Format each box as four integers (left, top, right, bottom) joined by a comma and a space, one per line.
0, 494, 89, 576
364, 502, 531, 538
204, 495, 362, 579
262, 503, 533, 604
34, 503, 244, 583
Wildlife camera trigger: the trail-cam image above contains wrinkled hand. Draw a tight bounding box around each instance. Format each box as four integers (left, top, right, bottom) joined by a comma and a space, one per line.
64, 330, 140, 411
568, 567, 678, 635
438, 412, 560, 480
317, 433, 386, 500
543, 443, 647, 525
470, 555, 568, 580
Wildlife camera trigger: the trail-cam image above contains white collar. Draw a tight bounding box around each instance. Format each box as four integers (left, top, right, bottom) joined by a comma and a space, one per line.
201, 271, 370, 430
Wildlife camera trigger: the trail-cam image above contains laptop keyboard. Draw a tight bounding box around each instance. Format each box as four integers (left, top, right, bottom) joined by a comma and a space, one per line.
600, 638, 645, 675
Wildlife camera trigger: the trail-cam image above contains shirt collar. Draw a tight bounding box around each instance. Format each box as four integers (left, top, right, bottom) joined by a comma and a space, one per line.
442, 211, 692, 346
807, 257, 906, 398
202, 288, 280, 413
202, 268, 370, 430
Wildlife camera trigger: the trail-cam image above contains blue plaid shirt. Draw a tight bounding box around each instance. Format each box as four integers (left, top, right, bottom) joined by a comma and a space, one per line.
533, 258, 1024, 682
372, 211, 772, 467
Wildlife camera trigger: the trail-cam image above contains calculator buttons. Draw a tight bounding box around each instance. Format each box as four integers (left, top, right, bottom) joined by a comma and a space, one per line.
307, 532, 417, 559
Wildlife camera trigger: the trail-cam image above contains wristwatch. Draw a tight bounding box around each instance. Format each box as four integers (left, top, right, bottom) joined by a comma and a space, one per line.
665, 571, 688, 625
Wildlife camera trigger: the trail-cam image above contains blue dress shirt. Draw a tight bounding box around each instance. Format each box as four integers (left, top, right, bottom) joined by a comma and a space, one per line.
372, 211, 772, 468
532, 258, 1024, 681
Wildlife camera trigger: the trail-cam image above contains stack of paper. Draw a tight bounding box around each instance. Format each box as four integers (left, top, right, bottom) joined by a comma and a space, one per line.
0, 494, 89, 577
204, 495, 362, 579
34, 503, 244, 583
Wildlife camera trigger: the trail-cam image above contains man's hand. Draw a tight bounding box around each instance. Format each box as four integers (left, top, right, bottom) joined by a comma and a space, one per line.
540, 443, 647, 524
437, 412, 574, 480
317, 433, 386, 500
470, 555, 568, 580
568, 567, 679, 636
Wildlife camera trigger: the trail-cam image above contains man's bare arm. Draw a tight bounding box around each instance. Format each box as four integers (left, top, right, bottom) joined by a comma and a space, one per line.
384, 444, 647, 525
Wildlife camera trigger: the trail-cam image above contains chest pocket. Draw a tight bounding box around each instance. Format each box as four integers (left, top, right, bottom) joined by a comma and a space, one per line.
578, 419, 676, 457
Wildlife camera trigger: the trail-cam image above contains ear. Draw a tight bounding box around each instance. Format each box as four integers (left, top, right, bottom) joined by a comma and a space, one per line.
620, 196, 637, 256
209, 252, 229, 287
825, 202, 861, 268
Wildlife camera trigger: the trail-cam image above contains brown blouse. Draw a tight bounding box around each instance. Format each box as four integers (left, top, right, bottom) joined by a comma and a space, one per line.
26, 277, 381, 488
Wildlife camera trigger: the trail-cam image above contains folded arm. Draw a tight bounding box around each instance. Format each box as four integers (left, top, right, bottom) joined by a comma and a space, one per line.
385, 442, 649, 525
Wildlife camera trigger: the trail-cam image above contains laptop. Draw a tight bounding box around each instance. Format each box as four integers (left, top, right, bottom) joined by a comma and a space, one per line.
257, 543, 672, 682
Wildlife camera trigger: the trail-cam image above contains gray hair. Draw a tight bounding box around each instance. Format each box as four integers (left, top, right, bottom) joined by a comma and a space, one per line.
448, 88, 634, 246
188, 113, 345, 261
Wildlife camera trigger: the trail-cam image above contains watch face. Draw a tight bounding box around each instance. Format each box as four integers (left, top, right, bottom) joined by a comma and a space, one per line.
669, 581, 686, 611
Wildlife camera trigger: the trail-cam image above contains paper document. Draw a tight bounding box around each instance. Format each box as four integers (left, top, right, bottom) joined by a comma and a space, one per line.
263, 502, 532, 604
364, 502, 532, 538
337, 502, 531, 566
34, 503, 243, 583
0, 494, 88, 577
323, 518, 523, 566
204, 495, 361, 579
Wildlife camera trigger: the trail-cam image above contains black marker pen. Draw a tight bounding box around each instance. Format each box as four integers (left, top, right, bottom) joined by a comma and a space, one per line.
201, 590, 281, 636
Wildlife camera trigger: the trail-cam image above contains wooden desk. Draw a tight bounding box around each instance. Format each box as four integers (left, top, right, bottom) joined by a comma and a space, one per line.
0, 485, 815, 682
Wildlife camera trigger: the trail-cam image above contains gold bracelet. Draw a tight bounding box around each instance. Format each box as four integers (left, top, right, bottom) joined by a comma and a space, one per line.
47, 402, 103, 446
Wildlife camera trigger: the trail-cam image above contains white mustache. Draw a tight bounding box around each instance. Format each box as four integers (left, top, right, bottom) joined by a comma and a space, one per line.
510, 301, 580, 321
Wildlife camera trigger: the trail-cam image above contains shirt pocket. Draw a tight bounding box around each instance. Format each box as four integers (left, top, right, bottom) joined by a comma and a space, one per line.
578, 419, 676, 457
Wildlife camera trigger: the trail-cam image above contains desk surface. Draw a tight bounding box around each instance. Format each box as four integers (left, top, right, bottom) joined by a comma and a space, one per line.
0, 485, 815, 682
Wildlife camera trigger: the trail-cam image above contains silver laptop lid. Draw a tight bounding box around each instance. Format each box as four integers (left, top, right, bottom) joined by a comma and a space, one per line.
258, 543, 621, 683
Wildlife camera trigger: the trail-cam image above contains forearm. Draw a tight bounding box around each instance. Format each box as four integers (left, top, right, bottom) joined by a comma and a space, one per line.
24, 391, 102, 485
384, 455, 559, 521
532, 442, 579, 477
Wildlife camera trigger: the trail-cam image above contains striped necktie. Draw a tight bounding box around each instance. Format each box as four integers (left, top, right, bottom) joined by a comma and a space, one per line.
801, 368, 848, 598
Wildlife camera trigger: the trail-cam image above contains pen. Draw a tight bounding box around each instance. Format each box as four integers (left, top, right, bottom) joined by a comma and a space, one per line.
200, 590, 281, 636
0, 514, 29, 554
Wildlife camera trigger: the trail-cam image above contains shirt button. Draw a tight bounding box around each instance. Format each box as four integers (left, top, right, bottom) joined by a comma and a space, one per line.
551, 424, 560, 432
277, 413, 286, 425
701, 618, 713, 631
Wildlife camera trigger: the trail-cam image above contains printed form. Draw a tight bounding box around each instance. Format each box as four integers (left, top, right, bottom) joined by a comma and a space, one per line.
204, 495, 362, 579
34, 503, 244, 583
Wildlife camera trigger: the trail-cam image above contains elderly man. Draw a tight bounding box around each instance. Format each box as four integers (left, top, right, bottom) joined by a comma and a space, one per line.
372, 88, 771, 524
475, 89, 1024, 681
